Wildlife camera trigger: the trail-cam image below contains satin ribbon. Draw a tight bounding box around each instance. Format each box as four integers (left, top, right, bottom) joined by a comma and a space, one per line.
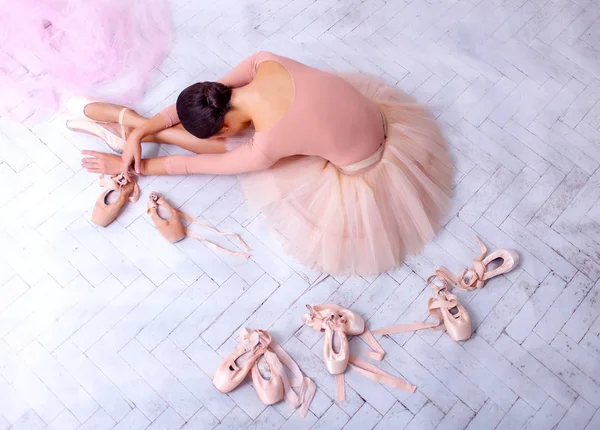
268, 342, 316, 418
99, 172, 140, 202
149, 192, 252, 258
435, 236, 488, 291
303, 307, 415, 402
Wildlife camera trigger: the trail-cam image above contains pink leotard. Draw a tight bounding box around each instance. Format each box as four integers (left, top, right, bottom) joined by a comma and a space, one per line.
159, 52, 385, 175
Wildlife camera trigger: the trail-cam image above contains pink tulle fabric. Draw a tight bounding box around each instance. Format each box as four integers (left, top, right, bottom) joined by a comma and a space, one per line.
239, 74, 453, 276
0, 0, 171, 119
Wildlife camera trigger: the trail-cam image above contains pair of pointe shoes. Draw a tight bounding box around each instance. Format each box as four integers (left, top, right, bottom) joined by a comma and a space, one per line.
303, 305, 416, 401
213, 329, 316, 417
66, 96, 128, 153
147, 193, 252, 258
91, 173, 139, 227
373, 236, 520, 342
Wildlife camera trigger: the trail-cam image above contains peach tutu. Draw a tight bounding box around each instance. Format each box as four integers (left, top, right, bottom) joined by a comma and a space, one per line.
239, 74, 453, 276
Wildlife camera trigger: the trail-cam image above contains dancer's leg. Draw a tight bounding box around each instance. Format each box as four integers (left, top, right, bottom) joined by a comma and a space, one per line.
82, 102, 226, 154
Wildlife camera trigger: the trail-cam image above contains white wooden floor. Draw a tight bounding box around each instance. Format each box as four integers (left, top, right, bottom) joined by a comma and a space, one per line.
1, 0, 600, 429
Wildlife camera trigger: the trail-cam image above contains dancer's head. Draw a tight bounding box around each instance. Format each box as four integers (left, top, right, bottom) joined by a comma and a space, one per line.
176, 82, 246, 139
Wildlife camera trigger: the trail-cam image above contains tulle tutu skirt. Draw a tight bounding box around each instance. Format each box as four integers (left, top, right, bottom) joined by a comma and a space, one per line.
0, 0, 171, 119
239, 74, 453, 276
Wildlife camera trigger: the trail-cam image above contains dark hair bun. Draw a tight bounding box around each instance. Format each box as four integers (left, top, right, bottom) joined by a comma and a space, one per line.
205, 85, 231, 112
176, 82, 233, 139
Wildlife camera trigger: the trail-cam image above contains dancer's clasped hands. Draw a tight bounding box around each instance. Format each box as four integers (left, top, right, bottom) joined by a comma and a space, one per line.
81, 130, 142, 177
121, 131, 143, 176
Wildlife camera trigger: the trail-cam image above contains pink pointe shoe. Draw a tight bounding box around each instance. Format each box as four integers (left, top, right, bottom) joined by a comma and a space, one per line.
437, 236, 520, 291
91, 173, 140, 227
372, 275, 472, 342
304, 304, 384, 360
252, 351, 284, 405
213, 329, 271, 394
147, 192, 252, 258
303, 304, 415, 402
147, 192, 186, 243
217, 329, 316, 418
323, 315, 350, 375
256, 343, 316, 417
66, 96, 129, 153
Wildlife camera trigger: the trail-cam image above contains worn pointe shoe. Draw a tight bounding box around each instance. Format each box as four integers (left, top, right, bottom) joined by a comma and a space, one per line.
147, 192, 186, 243
66, 96, 129, 153
213, 329, 271, 394
91, 173, 140, 227
372, 275, 472, 342
323, 315, 350, 375
252, 350, 284, 405
437, 236, 520, 291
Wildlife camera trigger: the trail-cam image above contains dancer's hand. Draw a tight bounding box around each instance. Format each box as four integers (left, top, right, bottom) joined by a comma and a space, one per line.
122, 132, 143, 176
82, 150, 129, 175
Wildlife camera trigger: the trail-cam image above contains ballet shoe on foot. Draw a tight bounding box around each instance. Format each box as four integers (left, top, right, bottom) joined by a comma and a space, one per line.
66, 96, 129, 153
436, 236, 520, 291
91, 173, 140, 227
147, 192, 186, 243
213, 329, 271, 394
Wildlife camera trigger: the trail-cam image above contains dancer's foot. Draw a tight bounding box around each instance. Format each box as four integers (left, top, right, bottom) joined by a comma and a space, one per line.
67, 97, 133, 153
81, 102, 135, 127
68, 97, 134, 135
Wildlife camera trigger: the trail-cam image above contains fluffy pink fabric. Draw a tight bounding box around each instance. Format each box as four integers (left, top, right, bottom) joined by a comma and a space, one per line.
240, 73, 453, 276
0, 0, 172, 119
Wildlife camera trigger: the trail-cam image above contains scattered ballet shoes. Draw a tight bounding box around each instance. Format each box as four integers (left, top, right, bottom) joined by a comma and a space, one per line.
303, 304, 415, 401
147, 192, 252, 258
91, 173, 139, 227
213, 328, 316, 418
66, 96, 129, 153
372, 236, 518, 342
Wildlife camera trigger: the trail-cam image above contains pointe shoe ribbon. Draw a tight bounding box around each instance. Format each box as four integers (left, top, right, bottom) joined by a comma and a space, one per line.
91, 173, 139, 227
434, 236, 519, 291
372, 275, 472, 342
217, 328, 315, 418
100, 173, 140, 202
304, 305, 415, 402
147, 192, 252, 258
179, 209, 252, 258
213, 328, 271, 393
266, 342, 316, 418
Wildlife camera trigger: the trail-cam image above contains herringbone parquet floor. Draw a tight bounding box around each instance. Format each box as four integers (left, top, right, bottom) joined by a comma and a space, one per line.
1, 0, 600, 429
